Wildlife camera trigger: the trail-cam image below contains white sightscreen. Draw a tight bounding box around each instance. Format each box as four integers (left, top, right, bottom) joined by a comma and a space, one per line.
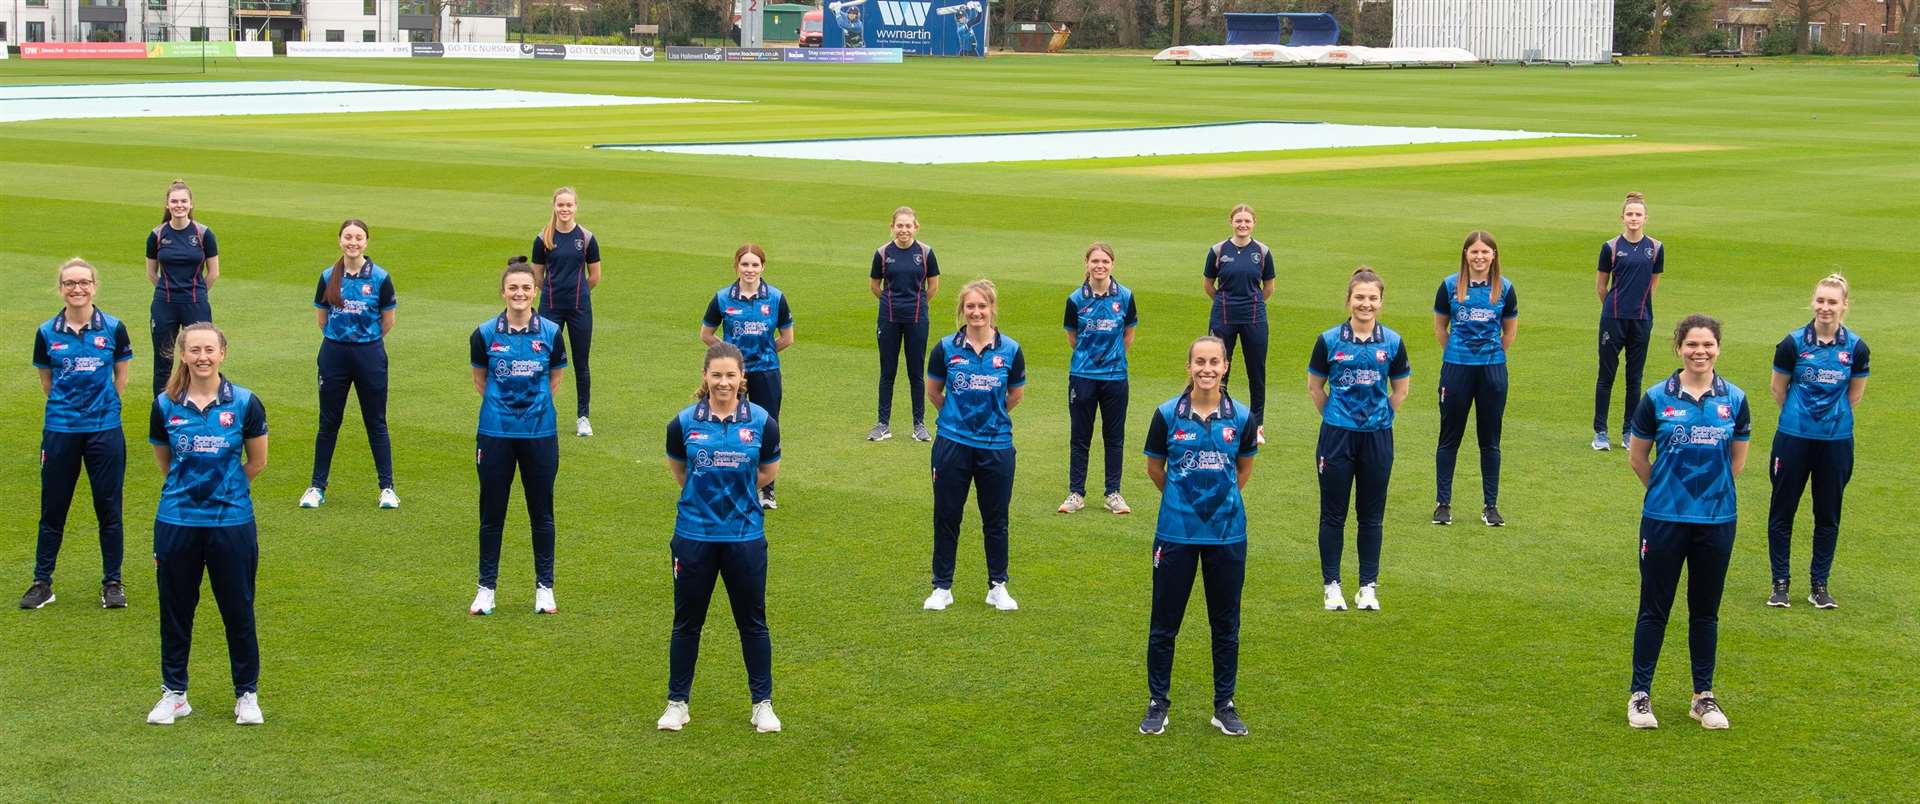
1393, 0, 1614, 63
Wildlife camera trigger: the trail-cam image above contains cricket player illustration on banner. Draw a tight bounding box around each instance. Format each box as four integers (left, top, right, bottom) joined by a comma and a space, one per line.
828, 0, 868, 48
824, 0, 986, 56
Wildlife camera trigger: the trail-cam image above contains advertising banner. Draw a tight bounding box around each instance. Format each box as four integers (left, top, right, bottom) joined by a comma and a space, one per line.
821, 0, 985, 56
439, 41, 532, 59
144, 41, 270, 58
23, 42, 150, 59
288, 41, 413, 57
290, 41, 649, 61
782, 47, 903, 63
561, 44, 653, 61
665, 46, 779, 61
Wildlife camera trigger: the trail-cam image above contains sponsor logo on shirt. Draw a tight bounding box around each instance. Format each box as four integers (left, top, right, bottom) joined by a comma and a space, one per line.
490, 342, 510, 353
953, 372, 1004, 391
687, 431, 709, 442
168, 416, 189, 426
507, 359, 543, 377
1176, 449, 1232, 472
49, 342, 69, 351
725, 307, 743, 316
1170, 429, 1198, 442
1333, 350, 1351, 362
949, 355, 967, 365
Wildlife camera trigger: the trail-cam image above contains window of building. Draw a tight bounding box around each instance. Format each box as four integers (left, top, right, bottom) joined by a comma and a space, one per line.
363, 29, 377, 41
326, 28, 346, 41
148, 0, 167, 9
0, 22, 8, 42
407, 27, 431, 41
28, 21, 47, 40
191, 26, 208, 40
1808, 22, 1823, 40
364, 0, 376, 14
26, 0, 48, 8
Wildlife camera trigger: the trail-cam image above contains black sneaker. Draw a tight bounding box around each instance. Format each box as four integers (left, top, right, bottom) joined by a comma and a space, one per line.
101, 581, 127, 609
1210, 702, 1248, 736
1481, 505, 1505, 527
1431, 503, 1452, 526
1766, 580, 1791, 608
19, 580, 54, 610
1808, 585, 1838, 609
1139, 700, 1168, 735
760, 488, 778, 511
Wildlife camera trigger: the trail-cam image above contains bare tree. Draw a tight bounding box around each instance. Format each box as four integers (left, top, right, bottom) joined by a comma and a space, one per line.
1778, 0, 1839, 53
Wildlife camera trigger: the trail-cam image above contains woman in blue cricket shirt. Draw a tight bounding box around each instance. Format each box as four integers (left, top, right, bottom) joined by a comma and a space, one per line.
1203, 203, 1274, 444
1307, 267, 1410, 613
701, 243, 794, 510
299, 219, 399, 511
1593, 191, 1664, 451
145, 322, 269, 726
1139, 336, 1258, 738
145, 179, 220, 398
923, 278, 1025, 612
21, 259, 134, 611
1624, 314, 1749, 731
1431, 231, 1518, 528
467, 257, 568, 617
530, 186, 602, 437
868, 206, 940, 443
1059, 242, 1138, 517
656, 342, 783, 735
1765, 274, 1868, 610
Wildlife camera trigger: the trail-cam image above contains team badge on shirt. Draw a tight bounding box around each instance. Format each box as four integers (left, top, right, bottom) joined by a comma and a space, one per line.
532, 341, 545, 353
1110, 301, 1122, 313
1838, 351, 1852, 364
1375, 350, 1388, 362
1221, 427, 1236, 443
361, 284, 373, 295
1717, 404, 1731, 419
93, 336, 108, 348
991, 355, 1004, 368
219, 411, 235, 427
760, 304, 771, 315
739, 428, 755, 444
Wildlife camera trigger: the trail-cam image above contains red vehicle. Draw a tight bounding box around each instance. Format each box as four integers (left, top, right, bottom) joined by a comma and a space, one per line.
800, 8, 824, 47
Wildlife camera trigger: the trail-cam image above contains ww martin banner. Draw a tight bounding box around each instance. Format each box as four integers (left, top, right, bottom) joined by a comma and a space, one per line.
821, 0, 986, 57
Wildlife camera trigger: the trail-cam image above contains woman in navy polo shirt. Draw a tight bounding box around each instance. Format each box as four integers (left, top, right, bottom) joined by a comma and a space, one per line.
1059, 242, 1138, 517
144, 179, 220, 398
1139, 336, 1258, 738
701, 243, 794, 510
1624, 314, 1750, 731
923, 278, 1025, 612
868, 206, 940, 443
21, 258, 134, 611
1431, 231, 1518, 528
1766, 274, 1868, 610
1307, 267, 1410, 613
467, 257, 568, 617
1593, 191, 1664, 451
1203, 203, 1274, 444
656, 342, 783, 735
530, 187, 602, 437
299, 219, 399, 511
145, 322, 269, 726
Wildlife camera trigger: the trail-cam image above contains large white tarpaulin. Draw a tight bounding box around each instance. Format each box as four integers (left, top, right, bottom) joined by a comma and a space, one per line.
1153, 44, 1478, 66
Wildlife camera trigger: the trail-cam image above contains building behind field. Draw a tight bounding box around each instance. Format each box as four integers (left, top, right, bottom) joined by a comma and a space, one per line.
1710, 0, 1913, 55
1, 0, 514, 43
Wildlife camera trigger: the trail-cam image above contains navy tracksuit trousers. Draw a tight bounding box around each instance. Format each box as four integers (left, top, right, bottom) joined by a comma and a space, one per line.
1211, 319, 1268, 426
668, 536, 772, 703
36, 428, 126, 584
747, 369, 782, 494
1631, 518, 1734, 694
1767, 434, 1854, 586
1067, 376, 1127, 497
1435, 363, 1507, 506
1317, 424, 1393, 586
154, 520, 259, 695
930, 437, 1013, 590
311, 339, 393, 490
876, 320, 928, 426
543, 306, 593, 418
476, 435, 559, 589
1146, 539, 1245, 708
150, 298, 212, 397
1595, 316, 1650, 435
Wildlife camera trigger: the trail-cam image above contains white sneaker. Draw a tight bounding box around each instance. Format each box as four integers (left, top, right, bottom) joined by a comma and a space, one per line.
1058, 493, 1085, 514
751, 700, 782, 733
657, 700, 690, 731
1104, 492, 1132, 515
298, 487, 324, 508
1690, 692, 1730, 730
378, 488, 400, 509
234, 692, 263, 725
1323, 582, 1347, 611
576, 416, 594, 437
1355, 583, 1380, 611
985, 582, 1019, 611
1627, 691, 1658, 729
147, 689, 191, 725
534, 585, 557, 614
468, 585, 495, 616
1591, 431, 1611, 451
922, 587, 953, 611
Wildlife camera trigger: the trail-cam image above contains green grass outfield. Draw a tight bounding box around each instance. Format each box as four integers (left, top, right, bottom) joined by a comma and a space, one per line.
2, 55, 1917, 800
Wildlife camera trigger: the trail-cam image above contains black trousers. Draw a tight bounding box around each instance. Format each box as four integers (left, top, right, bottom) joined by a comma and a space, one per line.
1631, 518, 1734, 694
1067, 376, 1128, 497
150, 298, 213, 398
476, 435, 559, 589
36, 428, 126, 584
1317, 424, 1392, 586
543, 305, 593, 418
747, 369, 783, 494
154, 520, 259, 695
312, 339, 393, 490
1210, 318, 1268, 426
930, 437, 1013, 589
1767, 434, 1853, 586
1435, 362, 1507, 506
1595, 316, 1650, 435
877, 319, 928, 425
667, 536, 772, 703
1146, 539, 1245, 708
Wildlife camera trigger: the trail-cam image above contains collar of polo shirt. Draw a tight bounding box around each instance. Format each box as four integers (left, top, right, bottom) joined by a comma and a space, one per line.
1339, 321, 1386, 344
1801, 320, 1849, 347
1174, 389, 1236, 422
51, 308, 107, 333
1663, 369, 1728, 402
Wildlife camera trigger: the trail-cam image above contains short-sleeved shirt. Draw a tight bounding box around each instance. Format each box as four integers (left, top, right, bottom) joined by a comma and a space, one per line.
1598, 234, 1663, 321
1630, 371, 1752, 524
1434, 275, 1518, 366
469, 313, 569, 438
146, 221, 218, 304
1143, 390, 1259, 545
313, 261, 397, 344
1772, 323, 1870, 441
34, 308, 134, 433
666, 400, 782, 542
1203, 238, 1274, 326
703, 282, 794, 374
927, 329, 1025, 450
531, 225, 601, 312
147, 379, 268, 527
1063, 279, 1138, 381
871, 240, 939, 324
1308, 322, 1412, 432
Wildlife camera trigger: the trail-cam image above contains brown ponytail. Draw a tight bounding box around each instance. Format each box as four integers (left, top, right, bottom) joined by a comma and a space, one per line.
324, 219, 370, 309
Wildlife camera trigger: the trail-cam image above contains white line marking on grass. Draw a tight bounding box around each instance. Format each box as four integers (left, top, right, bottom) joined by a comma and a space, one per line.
0, 80, 736, 123
596, 120, 1621, 164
